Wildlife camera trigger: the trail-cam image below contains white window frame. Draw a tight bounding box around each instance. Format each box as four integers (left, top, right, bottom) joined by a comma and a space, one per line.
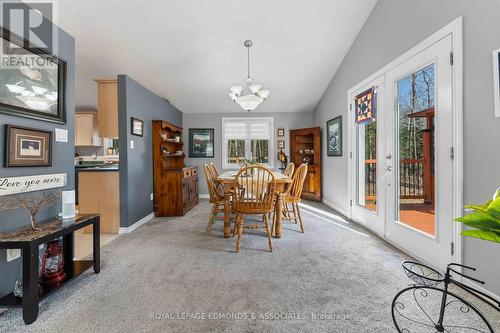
222, 117, 274, 170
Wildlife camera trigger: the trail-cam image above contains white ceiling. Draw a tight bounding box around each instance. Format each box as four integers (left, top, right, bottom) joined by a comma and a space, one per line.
57, 0, 377, 114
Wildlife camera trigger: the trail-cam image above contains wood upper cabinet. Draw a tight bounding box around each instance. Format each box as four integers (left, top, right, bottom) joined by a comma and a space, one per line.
95, 79, 118, 139
75, 112, 101, 146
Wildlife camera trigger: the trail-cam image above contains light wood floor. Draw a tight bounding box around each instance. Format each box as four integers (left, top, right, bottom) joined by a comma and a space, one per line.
74, 232, 118, 259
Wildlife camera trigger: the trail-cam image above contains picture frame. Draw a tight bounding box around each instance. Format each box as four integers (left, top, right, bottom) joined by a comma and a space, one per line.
278, 140, 285, 149
327, 116, 342, 157
4, 124, 52, 167
493, 48, 500, 118
0, 28, 67, 124
189, 128, 214, 158
131, 117, 144, 137
277, 128, 285, 137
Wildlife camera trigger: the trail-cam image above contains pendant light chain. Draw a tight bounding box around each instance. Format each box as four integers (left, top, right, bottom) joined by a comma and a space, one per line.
247, 45, 251, 79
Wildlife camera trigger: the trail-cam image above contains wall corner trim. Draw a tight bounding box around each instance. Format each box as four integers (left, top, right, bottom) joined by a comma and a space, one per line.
119, 212, 154, 234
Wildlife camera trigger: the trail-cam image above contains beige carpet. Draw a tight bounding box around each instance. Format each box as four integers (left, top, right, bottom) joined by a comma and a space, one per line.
0, 200, 498, 332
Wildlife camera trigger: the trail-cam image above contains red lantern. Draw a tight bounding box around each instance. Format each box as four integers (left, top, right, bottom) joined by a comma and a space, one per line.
41, 241, 66, 285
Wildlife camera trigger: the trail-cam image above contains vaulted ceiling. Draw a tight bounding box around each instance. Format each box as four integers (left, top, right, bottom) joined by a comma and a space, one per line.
58, 0, 377, 113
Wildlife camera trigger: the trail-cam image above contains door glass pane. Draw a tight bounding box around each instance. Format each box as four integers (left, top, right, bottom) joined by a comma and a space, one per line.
357, 122, 377, 212
227, 139, 245, 164
251, 139, 269, 163
396, 63, 435, 235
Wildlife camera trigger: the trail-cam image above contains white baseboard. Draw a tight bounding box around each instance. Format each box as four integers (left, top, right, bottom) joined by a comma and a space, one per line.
462, 279, 500, 305
119, 212, 154, 234
322, 199, 350, 218
198, 194, 209, 199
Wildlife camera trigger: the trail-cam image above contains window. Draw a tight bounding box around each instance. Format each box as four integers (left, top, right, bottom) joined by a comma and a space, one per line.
222, 117, 274, 169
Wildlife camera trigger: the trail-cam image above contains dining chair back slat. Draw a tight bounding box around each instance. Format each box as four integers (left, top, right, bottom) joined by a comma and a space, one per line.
283, 163, 295, 178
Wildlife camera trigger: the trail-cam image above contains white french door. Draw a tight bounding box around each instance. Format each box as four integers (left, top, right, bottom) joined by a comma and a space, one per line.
350, 34, 455, 269
349, 76, 386, 236
385, 35, 454, 269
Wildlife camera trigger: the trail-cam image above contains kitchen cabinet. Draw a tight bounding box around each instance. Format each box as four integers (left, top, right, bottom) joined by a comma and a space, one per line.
78, 170, 120, 234
75, 112, 101, 146
95, 78, 118, 139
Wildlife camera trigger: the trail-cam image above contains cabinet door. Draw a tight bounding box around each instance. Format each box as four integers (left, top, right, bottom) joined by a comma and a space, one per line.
75, 114, 94, 146
97, 80, 118, 138
183, 178, 190, 207
189, 176, 198, 202
301, 166, 321, 201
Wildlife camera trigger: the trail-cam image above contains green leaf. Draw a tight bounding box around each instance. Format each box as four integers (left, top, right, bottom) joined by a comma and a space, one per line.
461, 230, 500, 244
461, 219, 500, 233
455, 210, 500, 228
486, 198, 500, 220
465, 202, 491, 213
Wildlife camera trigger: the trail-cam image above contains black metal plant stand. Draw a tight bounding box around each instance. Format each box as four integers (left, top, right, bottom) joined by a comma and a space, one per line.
392, 261, 500, 332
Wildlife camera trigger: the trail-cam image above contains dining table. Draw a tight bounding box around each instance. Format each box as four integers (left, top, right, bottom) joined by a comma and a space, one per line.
214, 170, 292, 239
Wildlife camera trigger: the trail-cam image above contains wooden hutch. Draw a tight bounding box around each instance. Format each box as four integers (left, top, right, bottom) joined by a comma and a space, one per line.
290, 127, 321, 201
152, 120, 198, 216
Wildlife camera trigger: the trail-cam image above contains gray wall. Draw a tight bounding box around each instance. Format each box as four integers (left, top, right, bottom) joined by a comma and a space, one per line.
118, 75, 182, 228
313, 0, 500, 295
0, 27, 75, 297
183, 111, 314, 195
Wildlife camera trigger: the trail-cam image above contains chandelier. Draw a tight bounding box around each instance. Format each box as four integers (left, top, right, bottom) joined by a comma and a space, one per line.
229, 40, 269, 112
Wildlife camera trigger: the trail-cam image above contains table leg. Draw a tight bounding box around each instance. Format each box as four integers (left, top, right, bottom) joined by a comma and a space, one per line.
223, 192, 231, 238
63, 232, 74, 275
22, 243, 39, 325
274, 193, 283, 239
93, 217, 100, 274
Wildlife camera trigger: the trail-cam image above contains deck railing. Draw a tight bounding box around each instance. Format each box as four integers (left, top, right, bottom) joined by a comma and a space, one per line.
364, 159, 425, 200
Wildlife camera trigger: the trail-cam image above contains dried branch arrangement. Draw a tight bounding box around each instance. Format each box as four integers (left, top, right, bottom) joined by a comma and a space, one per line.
0, 189, 61, 231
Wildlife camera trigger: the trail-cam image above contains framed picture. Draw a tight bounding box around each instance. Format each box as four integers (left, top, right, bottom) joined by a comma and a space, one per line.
131, 117, 144, 136
4, 125, 52, 167
0, 28, 66, 124
327, 116, 342, 157
493, 48, 500, 118
278, 140, 285, 149
189, 128, 214, 158
277, 128, 285, 137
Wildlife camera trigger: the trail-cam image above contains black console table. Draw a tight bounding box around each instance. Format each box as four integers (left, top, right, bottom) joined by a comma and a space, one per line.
0, 214, 100, 324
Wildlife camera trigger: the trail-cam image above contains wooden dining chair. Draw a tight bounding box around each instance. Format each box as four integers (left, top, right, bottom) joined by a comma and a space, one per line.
282, 162, 295, 219
278, 163, 308, 233
283, 162, 295, 178
209, 163, 224, 194
231, 165, 276, 253
203, 164, 226, 234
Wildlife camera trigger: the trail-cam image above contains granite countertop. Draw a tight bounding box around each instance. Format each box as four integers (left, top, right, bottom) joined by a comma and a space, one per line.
75, 164, 119, 172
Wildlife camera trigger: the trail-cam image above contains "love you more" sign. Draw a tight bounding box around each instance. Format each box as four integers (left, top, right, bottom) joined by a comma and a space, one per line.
0, 173, 67, 196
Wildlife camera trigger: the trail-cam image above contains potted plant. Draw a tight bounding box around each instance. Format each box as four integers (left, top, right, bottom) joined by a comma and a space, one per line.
454, 188, 500, 243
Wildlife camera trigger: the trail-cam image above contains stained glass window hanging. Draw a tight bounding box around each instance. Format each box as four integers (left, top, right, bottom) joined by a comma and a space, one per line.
355, 87, 377, 124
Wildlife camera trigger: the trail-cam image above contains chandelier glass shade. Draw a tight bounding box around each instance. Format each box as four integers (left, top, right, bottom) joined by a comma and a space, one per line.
229, 40, 269, 112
